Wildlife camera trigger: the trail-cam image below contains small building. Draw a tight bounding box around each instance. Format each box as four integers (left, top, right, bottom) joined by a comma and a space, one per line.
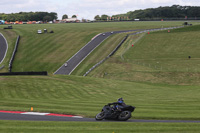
134, 19, 140, 21
54, 20, 61, 23
63, 18, 80, 23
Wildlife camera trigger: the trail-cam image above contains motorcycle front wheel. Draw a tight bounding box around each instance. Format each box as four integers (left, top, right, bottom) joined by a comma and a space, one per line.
95, 112, 105, 121
118, 111, 131, 121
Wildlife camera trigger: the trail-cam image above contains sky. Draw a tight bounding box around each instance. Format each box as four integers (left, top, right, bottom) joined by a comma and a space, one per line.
0, 0, 199, 20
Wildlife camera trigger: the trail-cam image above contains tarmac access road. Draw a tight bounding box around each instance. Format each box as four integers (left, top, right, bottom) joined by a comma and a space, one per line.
54, 30, 139, 75
0, 33, 8, 64
1, 112, 200, 123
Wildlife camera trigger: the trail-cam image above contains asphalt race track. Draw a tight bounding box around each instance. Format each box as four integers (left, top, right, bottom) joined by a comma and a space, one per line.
1, 112, 200, 123
54, 27, 183, 75
0, 33, 8, 64
54, 30, 138, 75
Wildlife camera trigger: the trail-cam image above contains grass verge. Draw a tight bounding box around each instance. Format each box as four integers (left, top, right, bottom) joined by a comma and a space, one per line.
0, 29, 17, 72
0, 120, 200, 133
88, 24, 200, 85
0, 75, 200, 120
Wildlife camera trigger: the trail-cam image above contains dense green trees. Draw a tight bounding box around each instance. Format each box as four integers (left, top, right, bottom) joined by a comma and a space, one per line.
72, 15, 77, 18
113, 5, 200, 20
94, 5, 200, 21
62, 14, 68, 19
0, 12, 57, 22
94, 15, 101, 21
94, 14, 109, 21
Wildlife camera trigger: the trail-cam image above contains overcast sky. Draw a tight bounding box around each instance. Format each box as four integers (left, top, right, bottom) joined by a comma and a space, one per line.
0, 0, 199, 20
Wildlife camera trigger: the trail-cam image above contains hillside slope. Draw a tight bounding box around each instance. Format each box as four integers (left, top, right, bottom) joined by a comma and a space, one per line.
0, 21, 184, 74
0, 75, 200, 120
89, 25, 200, 85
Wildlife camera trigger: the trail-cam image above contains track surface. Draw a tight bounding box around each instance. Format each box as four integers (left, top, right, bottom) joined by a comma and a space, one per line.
0, 33, 8, 64
54, 30, 138, 75
1, 112, 200, 123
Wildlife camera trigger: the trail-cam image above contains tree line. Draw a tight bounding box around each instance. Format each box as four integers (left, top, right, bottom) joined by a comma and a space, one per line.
94, 5, 200, 21
0, 12, 58, 22
94, 14, 110, 21
62, 14, 77, 19
113, 5, 200, 20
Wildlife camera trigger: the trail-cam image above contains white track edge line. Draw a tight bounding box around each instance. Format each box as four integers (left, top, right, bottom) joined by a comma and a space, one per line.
68, 35, 110, 75
21, 112, 50, 115
0, 33, 8, 65
53, 33, 102, 75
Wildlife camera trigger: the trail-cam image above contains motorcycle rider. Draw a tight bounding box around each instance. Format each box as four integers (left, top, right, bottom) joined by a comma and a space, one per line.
108, 98, 126, 112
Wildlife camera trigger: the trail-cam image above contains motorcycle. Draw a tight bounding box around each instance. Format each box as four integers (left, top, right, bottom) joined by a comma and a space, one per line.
95, 104, 135, 121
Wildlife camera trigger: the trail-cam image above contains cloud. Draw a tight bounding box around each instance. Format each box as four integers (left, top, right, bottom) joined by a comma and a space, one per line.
0, 0, 47, 13
0, 0, 199, 20
66, 0, 200, 19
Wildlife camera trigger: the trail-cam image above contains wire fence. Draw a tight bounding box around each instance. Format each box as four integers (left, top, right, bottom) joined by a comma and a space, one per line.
130, 60, 200, 73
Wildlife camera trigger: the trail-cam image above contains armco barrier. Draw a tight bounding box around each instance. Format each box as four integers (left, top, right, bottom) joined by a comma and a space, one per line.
83, 26, 184, 76
109, 35, 128, 57
0, 65, 5, 70
9, 35, 20, 72
83, 35, 128, 77
0, 71, 48, 76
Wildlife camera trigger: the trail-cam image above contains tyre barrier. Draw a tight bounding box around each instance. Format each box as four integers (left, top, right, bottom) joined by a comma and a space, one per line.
83, 26, 184, 76
9, 36, 20, 72
0, 71, 48, 76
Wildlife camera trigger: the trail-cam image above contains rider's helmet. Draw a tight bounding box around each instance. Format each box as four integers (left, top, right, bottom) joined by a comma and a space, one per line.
118, 98, 124, 103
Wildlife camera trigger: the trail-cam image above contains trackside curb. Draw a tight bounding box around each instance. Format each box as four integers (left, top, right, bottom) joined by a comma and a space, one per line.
0, 110, 83, 118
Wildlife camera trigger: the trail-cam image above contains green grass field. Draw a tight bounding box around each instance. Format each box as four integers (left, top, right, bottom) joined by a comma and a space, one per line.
0, 75, 200, 120
0, 75, 200, 132
1, 120, 200, 133
0, 29, 17, 72
0, 21, 200, 132
88, 24, 200, 85
0, 21, 185, 74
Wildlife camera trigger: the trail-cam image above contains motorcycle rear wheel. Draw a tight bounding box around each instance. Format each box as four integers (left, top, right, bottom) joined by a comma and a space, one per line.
118, 111, 131, 121
95, 112, 105, 121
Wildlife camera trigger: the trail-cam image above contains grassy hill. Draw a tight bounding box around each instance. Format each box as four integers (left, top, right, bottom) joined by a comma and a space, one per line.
88, 24, 200, 85
0, 21, 200, 132
0, 21, 199, 117
0, 21, 184, 74
0, 75, 200, 120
